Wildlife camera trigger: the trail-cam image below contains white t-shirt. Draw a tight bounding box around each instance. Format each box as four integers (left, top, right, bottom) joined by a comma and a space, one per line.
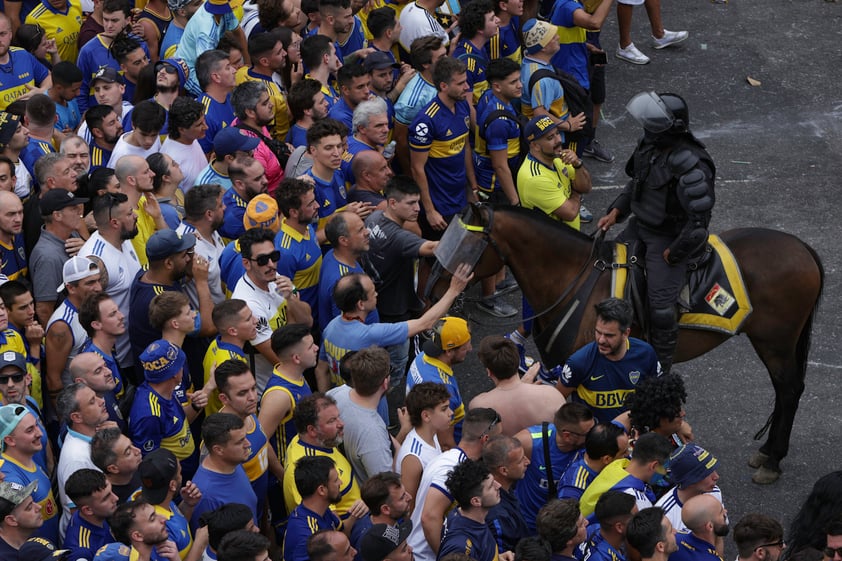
47, 299, 90, 386
395, 428, 441, 475
79, 232, 142, 366
107, 132, 162, 168
57, 430, 101, 541
399, 2, 450, 52
655, 485, 725, 533
14, 159, 32, 199
161, 137, 209, 195
407, 447, 466, 561
176, 222, 226, 305
78, 101, 134, 144
231, 274, 288, 392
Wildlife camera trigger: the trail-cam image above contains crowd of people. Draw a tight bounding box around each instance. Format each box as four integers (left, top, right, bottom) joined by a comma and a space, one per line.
0, 1, 822, 561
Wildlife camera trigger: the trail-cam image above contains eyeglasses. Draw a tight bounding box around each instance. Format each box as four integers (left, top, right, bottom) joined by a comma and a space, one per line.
480, 413, 501, 438
249, 250, 280, 266
822, 547, 840, 558
0, 374, 25, 384
562, 428, 588, 438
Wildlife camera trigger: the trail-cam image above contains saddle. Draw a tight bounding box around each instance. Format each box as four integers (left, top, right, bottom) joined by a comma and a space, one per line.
612, 235, 753, 335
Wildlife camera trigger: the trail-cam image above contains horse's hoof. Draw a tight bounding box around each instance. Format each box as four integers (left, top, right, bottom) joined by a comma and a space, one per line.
748, 451, 769, 469
751, 466, 781, 485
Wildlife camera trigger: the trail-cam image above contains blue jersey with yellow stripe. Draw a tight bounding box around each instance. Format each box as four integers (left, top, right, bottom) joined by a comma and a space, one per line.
0, 234, 28, 282
558, 456, 598, 501
439, 508, 501, 561
0, 48, 49, 111
20, 136, 55, 180
453, 37, 491, 105
474, 91, 522, 194
64, 511, 115, 561
262, 368, 312, 464
275, 219, 322, 326
306, 168, 348, 230
0, 453, 60, 544
337, 16, 366, 60
219, 188, 249, 241
90, 142, 115, 172
409, 97, 472, 217
672, 531, 723, 561
76, 34, 150, 113
559, 338, 661, 424
550, 0, 590, 89
129, 383, 197, 473
284, 504, 342, 561
198, 93, 235, 153
242, 413, 271, 516
406, 352, 465, 442
486, 16, 522, 63
203, 337, 247, 415
155, 502, 192, 558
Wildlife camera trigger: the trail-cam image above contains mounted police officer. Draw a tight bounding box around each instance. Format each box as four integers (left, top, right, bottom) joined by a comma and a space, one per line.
597, 92, 715, 374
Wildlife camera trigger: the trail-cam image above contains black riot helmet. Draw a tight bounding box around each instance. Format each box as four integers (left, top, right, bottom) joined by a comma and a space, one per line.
626, 91, 690, 135
658, 93, 689, 132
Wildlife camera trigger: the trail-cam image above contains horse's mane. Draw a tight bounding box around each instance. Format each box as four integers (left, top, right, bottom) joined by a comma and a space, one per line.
489, 204, 596, 245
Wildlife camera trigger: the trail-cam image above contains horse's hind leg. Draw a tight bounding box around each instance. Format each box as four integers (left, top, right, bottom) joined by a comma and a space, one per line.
746, 340, 807, 484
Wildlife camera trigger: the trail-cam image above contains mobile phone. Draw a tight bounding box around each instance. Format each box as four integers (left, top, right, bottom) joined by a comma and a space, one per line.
590, 51, 608, 65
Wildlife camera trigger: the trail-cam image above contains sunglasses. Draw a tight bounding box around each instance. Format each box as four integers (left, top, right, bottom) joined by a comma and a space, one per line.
0, 373, 25, 384
249, 250, 280, 266
823, 547, 840, 558
157, 62, 178, 74
480, 413, 501, 438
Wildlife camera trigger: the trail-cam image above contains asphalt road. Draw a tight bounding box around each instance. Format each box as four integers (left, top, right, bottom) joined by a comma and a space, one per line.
443, 1, 842, 556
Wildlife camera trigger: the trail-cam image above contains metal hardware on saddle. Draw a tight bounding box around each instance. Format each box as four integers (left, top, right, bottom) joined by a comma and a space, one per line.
434, 216, 488, 274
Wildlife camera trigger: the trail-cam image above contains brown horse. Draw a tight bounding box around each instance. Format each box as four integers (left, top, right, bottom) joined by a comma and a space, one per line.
433, 203, 823, 484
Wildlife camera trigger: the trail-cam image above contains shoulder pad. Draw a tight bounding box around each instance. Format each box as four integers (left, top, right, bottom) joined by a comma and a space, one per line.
667, 149, 700, 175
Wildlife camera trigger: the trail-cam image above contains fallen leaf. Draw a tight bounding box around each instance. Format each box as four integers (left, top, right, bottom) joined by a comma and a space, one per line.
747, 76, 762, 86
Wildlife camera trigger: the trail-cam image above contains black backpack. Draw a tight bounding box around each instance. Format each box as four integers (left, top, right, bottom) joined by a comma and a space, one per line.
527, 67, 595, 145
235, 122, 291, 169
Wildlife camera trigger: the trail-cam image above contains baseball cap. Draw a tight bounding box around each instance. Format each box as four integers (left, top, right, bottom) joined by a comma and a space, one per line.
524, 116, 563, 142
668, 443, 719, 487
40, 189, 89, 216
0, 403, 31, 451
92, 66, 124, 85
18, 537, 70, 561
0, 111, 21, 146
243, 194, 281, 233
93, 543, 131, 561
523, 19, 559, 55
139, 449, 179, 505
0, 350, 27, 374
423, 316, 471, 357
140, 340, 187, 384
57, 256, 100, 293
0, 480, 37, 507
145, 230, 196, 261
364, 51, 400, 73
205, 0, 233, 15
214, 127, 260, 158
359, 522, 413, 561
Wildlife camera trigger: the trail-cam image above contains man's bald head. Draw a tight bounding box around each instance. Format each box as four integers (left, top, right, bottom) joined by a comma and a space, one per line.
69, 351, 116, 394
681, 494, 723, 534
114, 155, 146, 183
352, 150, 388, 188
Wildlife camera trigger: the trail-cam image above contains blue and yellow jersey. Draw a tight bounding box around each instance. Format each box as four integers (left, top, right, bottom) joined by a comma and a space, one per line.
262, 368, 312, 464
305, 168, 348, 230
0, 234, 28, 282
327, 97, 354, 132
138, 6, 173, 42
406, 352, 465, 440
235, 66, 291, 141
520, 57, 568, 120
89, 142, 114, 171
474, 91, 522, 194
157, 503, 192, 559
0, 453, 60, 543
550, 0, 590, 89
198, 93, 235, 153
584, 529, 627, 561
241, 414, 270, 515
275, 219, 321, 319
439, 509, 501, 561
453, 37, 490, 105
25, 0, 83, 63
0, 48, 49, 111
284, 504, 342, 561
337, 16, 366, 60
219, 239, 246, 295
64, 511, 116, 561
219, 187, 248, 241
202, 337, 247, 415
129, 382, 196, 461
160, 23, 184, 60
20, 136, 56, 179
558, 455, 598, 501
317, 250, 380, 332
304, 73, 340, 111
579, 458, 654, 518
358, 0, 387, 39
517, 154, 580, 230
131, 195, 158, 267
408, 97, 471, 217
559, 338, 661, 424
486, 16, 522, 63
0, 331, 43, 412
283, 434, 360, 519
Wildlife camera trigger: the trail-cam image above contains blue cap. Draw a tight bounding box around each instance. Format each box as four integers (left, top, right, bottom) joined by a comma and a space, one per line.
92, 66, 124, 85
140, 340, 186, 383
668, 443, 719, 487
213, 127, 260, 158
524, 116, 563, 142
93, 543, 131, 561
145, 230, 196, 261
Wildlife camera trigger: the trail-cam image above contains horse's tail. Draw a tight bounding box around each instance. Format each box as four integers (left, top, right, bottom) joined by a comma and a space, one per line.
754, 238, 824, 442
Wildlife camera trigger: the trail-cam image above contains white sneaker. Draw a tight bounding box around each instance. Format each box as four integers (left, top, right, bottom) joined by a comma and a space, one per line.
616, 42, 650, 65
653, 29, 689, 49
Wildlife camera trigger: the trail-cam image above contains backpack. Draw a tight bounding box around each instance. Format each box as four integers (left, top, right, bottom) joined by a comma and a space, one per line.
235, 122, 291, 169
527, 67, 595, 144
478, 107, 530, 182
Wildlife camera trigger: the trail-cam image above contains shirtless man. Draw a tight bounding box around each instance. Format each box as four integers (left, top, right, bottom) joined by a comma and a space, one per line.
469, 335, 565, 436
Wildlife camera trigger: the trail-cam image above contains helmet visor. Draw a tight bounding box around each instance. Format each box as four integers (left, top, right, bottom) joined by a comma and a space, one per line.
626, 91, 675, 133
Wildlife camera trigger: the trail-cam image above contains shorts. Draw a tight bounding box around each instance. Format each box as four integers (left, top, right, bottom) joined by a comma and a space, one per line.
618, 0, 645, 5
588, 63, 606, 105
